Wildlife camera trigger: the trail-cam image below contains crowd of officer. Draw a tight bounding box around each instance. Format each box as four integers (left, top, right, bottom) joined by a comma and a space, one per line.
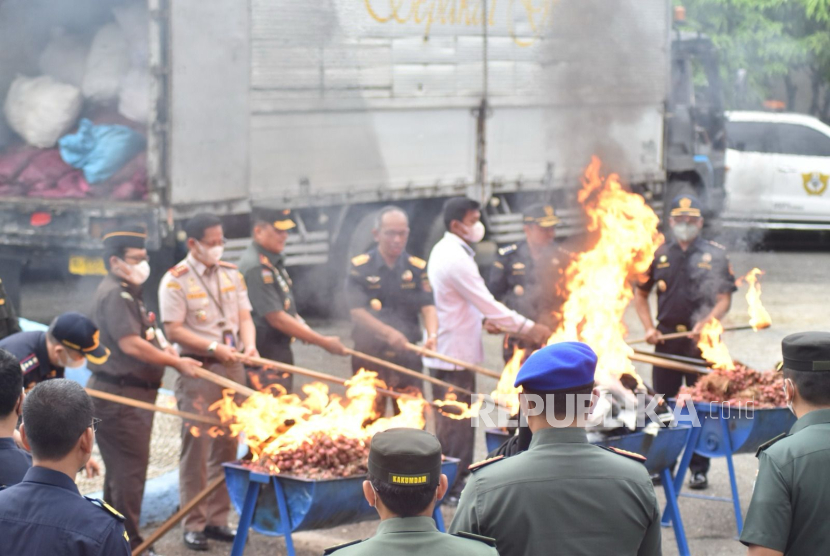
0, 194, 827, 556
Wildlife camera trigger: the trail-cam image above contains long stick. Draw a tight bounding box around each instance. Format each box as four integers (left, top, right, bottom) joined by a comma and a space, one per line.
405, 343, 501, 379
131, 475, 226, 556
344, 347, 476, 397
188, 365, 258, 398
628, 352, 710, 375
86, 388, 222, 427
627, 324, 758, 346
631, 349, 710, 368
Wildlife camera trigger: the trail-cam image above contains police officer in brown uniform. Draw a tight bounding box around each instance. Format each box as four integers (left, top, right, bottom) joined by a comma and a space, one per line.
88, 226, 202, 556
238, 209, 346, 393
159, 214, 258, 551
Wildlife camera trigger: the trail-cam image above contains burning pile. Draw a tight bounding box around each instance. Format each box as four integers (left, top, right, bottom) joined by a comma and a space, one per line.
211, 370, 429, 477
680, 365, 785, 408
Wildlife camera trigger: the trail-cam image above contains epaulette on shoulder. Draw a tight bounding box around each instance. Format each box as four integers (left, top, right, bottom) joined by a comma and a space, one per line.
469, 454, 504, 472
84, 496, 125, 522
706, 239, 727, 250
756, 433, 788, 457
169, 264, 189, 278
498, 244, 517, 256
351, 254, 370, 267
408, 255, 426, 269
600, 445, 647, 464
453, 531, 497, 547
218, 260, 238, 269
323, 539, 363, 554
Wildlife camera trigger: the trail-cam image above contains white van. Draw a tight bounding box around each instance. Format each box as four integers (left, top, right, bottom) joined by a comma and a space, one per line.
722, 111, 830, 230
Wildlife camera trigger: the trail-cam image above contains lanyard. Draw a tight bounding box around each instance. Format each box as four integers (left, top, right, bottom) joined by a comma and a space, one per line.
187, 262, 226, 320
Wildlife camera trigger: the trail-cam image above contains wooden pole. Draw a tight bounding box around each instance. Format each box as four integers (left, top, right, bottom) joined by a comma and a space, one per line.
344, 347, 476, 397
188, 365, 258, 398
86, 388, 222, 427
631, 349, 710, 368
405, 343, 501, 379
627, 324, 758, 346
131, 475, 226, 556
628, 352, 710, 375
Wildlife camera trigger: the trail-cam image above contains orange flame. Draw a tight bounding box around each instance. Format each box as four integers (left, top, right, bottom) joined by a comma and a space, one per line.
548, 156, 663, 384
209, 369, 429, 471
490, 348, 526, 415
697, 319, 735, 371
189, 426, 201, 437
743, 268, 771, 330
433, 392, 485, 420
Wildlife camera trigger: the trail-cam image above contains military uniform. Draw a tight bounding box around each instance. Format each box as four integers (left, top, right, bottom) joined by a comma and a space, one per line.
0, 436, 31, 487
238, 241, 298, 392
450, 428, 661, 556
159, 253, 251, 533
0, 278, 21, 341
0, 466, 130, 555
489, 241, 569, 362
87, 227, 167, 551
0, 330, 63, 389
326, 428, 497, 556
740, 332, 830, 555
345, 249, 434, 411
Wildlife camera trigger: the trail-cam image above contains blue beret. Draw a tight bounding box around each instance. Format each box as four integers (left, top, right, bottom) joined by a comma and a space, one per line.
514, 342, 597, 391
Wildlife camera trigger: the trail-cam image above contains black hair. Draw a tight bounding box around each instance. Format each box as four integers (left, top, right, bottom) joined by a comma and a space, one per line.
0, 348, 22, 418
103, 245, 128, 271
523, 383, 596, 417
368, 472, 437, 517
184, 213, 223, 241
374, 206, 408, 230
22, 379, 93, 460
783, 368, 830, 406
442, 197, 480, 231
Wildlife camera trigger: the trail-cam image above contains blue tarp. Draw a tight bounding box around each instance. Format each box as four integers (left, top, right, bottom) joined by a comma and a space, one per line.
58, 118, 145, 184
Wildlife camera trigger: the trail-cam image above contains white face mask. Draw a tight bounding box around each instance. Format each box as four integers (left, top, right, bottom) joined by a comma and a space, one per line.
117, 260, 151, 285
462, 220, 486, 244
59, 350, 86, 369
672, 222, 700, 243
198, 242, 224, 265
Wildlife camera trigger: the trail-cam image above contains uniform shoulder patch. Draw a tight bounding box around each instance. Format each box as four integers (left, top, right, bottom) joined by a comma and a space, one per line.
469, 454, 504, 472
84, 497, 125, 522
453, 531, 497, 547
351, 254, 370, 267
408, 255, 426, 269
323, 539, 363, 554
755, 433, 788, 457
119, 291, 134, 301
498, 244, 517, 256
706, 240, 727, 250
169, 264, 189, 278
218, 261, 237, 269
600, 445, 647, 464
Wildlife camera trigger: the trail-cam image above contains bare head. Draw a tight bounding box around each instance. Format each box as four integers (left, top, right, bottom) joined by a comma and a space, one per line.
373, 207, 409, 260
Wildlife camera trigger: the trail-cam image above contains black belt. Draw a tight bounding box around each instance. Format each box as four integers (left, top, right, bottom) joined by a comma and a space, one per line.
92, 372, 161, 390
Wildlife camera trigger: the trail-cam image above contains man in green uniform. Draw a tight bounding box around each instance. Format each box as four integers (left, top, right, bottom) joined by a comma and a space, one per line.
238, 209, 346, 393
740, 331, 830, 556
323, 428, 497, 556
450, 342, 661, 556
488, 203, 570, 362
88, 226, 202, 556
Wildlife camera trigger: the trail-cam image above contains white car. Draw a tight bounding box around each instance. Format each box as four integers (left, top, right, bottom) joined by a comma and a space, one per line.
722, 111, 830, 230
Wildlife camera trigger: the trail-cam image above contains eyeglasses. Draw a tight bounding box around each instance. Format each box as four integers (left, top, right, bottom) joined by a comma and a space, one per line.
123, 255, 150, 264
91, 418, 102, 433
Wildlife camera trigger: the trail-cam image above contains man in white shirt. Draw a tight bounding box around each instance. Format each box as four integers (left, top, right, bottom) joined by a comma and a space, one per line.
425, 197, 551, 502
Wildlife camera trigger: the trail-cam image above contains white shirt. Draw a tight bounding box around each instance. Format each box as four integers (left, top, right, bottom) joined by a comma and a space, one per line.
424, 232, 534, 370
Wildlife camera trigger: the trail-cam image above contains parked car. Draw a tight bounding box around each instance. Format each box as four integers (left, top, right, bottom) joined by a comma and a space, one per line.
722, 111, 830, 230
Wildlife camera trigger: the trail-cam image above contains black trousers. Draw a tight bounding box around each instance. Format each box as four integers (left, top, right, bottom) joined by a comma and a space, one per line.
652, 336, 710, 475
351, 349, 424, 415
429, 367, 476, 496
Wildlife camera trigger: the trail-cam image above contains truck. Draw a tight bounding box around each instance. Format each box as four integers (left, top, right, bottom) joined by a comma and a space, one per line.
0, 0, 725, 318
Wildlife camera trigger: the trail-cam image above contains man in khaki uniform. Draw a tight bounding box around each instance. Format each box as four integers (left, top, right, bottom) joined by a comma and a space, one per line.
159, 213, 258, 551
324, 428, 497, 556
740, 331, 830, 556
450, 342, 661, 556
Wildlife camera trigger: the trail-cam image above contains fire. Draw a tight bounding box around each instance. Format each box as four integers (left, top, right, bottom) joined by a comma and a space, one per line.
210, 369, 428, 472
743, 268, 771, 330
697, 319, 735, 371
490, 348, 526, 415
548, 157, 663, 383
433, 392, 485, 420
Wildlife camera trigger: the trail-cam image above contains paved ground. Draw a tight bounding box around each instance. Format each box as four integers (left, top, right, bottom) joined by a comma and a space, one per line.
18, 242, 830, 555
